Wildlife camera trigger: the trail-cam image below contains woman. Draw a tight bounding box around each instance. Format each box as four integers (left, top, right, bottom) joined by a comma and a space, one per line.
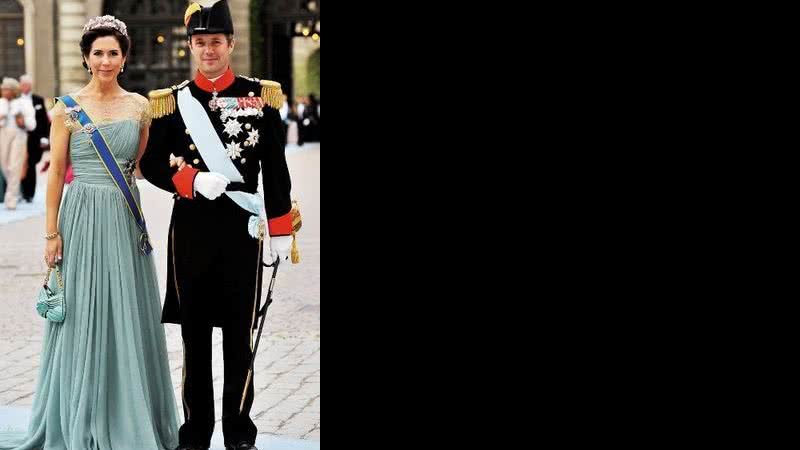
0, 16, 179, 450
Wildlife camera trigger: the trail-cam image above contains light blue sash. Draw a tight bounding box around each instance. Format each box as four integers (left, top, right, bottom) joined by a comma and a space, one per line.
60, 95, 153, 255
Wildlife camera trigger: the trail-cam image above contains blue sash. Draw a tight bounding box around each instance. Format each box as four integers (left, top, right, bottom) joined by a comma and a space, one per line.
60, 95, 153, 255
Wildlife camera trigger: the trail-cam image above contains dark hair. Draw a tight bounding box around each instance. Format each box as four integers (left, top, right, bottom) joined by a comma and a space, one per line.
80, 28, 130, 71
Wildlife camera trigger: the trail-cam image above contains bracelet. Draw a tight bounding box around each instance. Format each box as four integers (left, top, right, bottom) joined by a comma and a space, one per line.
45, 232, 60, 240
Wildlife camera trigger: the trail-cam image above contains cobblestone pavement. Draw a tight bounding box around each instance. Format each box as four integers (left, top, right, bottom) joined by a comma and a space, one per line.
0, 145, 320, 441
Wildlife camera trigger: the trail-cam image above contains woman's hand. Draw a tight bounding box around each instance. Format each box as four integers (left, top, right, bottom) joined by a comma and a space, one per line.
45, 235, 63, 268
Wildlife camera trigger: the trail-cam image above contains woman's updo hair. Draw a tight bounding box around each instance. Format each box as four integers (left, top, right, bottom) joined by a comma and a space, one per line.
80, 27, 131, 71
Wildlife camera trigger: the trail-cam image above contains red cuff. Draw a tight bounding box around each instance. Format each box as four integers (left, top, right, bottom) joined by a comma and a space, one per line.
268, 213, 293, 236
172, 167, 199, 199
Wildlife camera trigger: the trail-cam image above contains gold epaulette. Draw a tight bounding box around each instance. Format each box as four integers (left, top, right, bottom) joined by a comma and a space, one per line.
148, 80, 190, 118
148, 89, 174, 119
260, 80, 284, 110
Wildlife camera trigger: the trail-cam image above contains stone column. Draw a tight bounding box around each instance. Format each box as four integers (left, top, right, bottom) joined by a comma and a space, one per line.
85, 0, 101, 18
57, 0, 90, 95
32, 0, 56, 97
17, 0, 34, 78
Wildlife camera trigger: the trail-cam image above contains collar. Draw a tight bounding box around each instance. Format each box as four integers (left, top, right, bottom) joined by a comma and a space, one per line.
194, 67, 235, 93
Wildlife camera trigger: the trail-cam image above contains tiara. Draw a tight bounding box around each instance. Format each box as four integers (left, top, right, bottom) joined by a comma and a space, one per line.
83, 15, 129, 38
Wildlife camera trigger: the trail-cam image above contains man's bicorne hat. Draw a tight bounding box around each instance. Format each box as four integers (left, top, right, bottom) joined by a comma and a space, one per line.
185, 0, 234, 36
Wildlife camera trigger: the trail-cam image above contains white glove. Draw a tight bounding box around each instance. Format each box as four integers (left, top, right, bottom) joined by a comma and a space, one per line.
268, 236, 292, 265
193, 172, 230, 200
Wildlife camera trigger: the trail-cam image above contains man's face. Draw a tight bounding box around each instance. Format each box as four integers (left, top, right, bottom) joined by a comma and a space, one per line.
189, 33, 234, 77
20, 81, 32, 95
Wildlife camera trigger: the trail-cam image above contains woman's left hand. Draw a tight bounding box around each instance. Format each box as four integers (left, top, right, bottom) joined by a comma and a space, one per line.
45, 235, 63, 268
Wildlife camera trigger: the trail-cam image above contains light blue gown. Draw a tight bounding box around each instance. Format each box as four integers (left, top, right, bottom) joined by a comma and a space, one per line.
0, 94, 180, 450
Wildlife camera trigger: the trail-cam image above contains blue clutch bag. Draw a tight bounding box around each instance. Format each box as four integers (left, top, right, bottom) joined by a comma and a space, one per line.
36, 265, 65, 323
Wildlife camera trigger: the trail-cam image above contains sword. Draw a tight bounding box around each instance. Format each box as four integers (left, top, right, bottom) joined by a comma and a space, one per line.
240, 257, 281, 413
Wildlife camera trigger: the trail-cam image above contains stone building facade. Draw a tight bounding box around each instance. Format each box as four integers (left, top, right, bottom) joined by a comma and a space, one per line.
1, 0, 319, 99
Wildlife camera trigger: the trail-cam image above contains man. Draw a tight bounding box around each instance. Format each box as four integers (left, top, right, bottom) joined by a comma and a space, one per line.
0, 77, 36, 210
303, 93, 320, 142
279, 94, 289, 147
295, 96, 306, 146
19, 74, 51, 203
140, 2, 294, 450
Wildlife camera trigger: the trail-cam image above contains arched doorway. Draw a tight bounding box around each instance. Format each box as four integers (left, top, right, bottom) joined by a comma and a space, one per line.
252, 0, 321, 102
104, 0, 191, 95
0, 0, 24, 78
306, 48, 319, 97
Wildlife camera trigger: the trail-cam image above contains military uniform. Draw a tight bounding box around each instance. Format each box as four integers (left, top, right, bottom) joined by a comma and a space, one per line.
142, 70, 292, 326
141, 68, 292, 449
139, 2, 293, 448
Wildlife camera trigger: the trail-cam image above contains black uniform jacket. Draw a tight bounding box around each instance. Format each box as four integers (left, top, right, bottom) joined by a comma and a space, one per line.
140, 69, 292, 328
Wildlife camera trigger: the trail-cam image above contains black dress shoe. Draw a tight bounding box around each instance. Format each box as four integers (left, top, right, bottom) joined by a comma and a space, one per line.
225, 443, 258, 450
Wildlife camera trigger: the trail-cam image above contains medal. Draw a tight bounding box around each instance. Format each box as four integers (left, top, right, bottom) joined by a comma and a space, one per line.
209, 89, 220, 111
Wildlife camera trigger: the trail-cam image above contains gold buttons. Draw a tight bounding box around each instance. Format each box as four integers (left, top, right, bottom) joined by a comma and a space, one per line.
189, 144, 196, 151
245, 123, 252, 130
248, 92, 255, 97
193, 159, 200, 165
241, 158, 246, 164
185, 129, 191, 135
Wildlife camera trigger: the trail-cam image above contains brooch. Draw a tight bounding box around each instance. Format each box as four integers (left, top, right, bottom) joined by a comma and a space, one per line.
82, 123, 97, 134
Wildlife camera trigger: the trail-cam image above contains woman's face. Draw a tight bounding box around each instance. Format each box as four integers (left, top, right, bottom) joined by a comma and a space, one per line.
85, 36, 126, 81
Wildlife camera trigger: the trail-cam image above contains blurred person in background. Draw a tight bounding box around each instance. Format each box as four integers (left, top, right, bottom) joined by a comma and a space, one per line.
18, 74, 51, 203
0, 77, 36, 210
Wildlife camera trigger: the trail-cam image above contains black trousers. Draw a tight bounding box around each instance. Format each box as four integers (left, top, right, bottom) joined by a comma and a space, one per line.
21, 145, 41, 201
21, 155, 36, 200
179, 321, 257, 447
